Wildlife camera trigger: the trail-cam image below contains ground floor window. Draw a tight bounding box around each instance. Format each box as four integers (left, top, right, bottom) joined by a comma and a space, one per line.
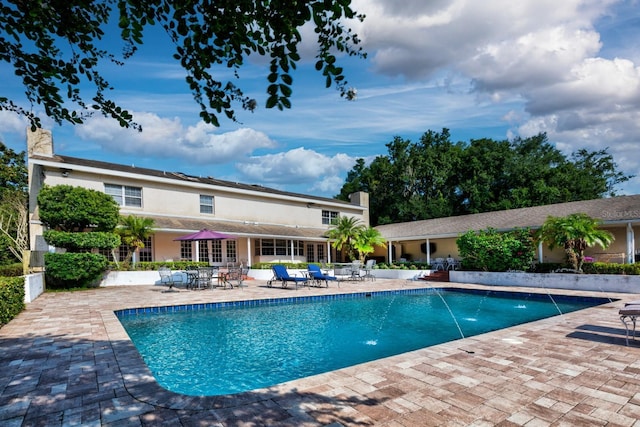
139, 237, 152, 262
98, 237, 152, 262
306, 243, 326, 263
226, 240, 236, 264
211, 240, 222, 263
180, 241, 192, 260
256, 239, 306, 257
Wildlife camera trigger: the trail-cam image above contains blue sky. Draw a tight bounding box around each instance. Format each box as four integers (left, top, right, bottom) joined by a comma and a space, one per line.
2, 0, 640, 198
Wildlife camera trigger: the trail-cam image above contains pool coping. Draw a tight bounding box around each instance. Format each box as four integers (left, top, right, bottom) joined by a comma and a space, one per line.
103, 283, 623, 411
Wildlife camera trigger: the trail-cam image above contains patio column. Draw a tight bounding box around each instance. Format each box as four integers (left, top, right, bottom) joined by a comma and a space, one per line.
246, 238, 252, 267
627, 222, 635, 264
538, 241, 544, 263
194, 241, 200, 262
290, 240, 294, 262
326, 241, 331, 263
387, 241, 393, 263
426, 238, 431, 265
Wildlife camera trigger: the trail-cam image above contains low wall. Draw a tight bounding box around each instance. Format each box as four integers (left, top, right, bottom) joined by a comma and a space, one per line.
101, 271, 166, 286
451, 271, 640, 294
24, 273, 45, 303
98, 268, 431, 286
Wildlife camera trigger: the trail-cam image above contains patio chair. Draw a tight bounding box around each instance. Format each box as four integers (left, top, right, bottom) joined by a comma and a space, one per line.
268, 264, 308, 289
446, 257, 460, 271
158, 266, 183, 289
222, 267, 246, 289
432, 258, 445, 271
350, 260, 363, 281
195, 267, 214, 290
362, 259, 376, 281
307, 264, 337, 287
620, 304, 640, 345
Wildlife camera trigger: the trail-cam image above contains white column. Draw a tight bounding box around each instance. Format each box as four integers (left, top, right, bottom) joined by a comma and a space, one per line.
538, 241, 544, 263
387, 241, 393, 263
194, 241, 200, 262
627, 222, 635, 264
326, 241, 332, 263
246, 238, 252, 267
426, 238, 431, 265
290, 240, 295, 262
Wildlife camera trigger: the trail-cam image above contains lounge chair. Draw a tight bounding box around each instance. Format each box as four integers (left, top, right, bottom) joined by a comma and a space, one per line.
307, 264, 337, 287
268, 264, 308, 289
158, 266, 183, 289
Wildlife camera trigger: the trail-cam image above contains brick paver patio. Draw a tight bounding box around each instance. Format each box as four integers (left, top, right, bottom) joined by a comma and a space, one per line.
2, 278, 640, 426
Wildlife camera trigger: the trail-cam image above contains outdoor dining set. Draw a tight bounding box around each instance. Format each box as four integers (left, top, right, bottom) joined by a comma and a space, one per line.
159, 265, 248, 290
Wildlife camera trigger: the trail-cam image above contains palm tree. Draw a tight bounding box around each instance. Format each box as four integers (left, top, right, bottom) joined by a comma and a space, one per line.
535, 213, 614, 272
325, 216, 364, 262
353, 226, 387, 262
116, 215, 155, 268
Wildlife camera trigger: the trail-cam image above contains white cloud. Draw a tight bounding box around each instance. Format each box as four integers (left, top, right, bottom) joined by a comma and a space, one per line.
238, 148, 357, 193
0, 111, 28, 135
75, 112, 277, 164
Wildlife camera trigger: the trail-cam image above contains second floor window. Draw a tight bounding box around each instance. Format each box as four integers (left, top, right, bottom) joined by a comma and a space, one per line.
200, 195, 214, 214
105, 184, 142, 207
322, 210, 339, 225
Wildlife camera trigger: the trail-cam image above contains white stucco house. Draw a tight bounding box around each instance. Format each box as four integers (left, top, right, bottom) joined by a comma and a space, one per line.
26, 129, 369, 268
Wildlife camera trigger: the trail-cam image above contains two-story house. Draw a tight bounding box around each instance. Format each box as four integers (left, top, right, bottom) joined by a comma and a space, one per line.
26, 129, 369, 267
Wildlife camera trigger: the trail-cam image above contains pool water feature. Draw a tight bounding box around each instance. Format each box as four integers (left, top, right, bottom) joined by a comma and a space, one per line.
116, 288, 610, 396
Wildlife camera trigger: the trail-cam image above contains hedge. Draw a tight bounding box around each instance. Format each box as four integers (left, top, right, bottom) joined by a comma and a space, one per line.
43, 230, 120, 250
581, 262, 640, 275
0, 263, 24, 277
45, 252, 108, 289
0, 276, 25, 326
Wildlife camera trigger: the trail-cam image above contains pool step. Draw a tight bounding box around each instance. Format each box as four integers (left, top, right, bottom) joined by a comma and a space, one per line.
427, 270, 450, 282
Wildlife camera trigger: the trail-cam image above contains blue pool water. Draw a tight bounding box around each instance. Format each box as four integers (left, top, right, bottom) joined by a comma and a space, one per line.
117, 288, 610, 396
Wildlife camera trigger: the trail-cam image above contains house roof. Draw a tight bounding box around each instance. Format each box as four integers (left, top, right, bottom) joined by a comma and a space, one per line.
149, 215, 329, 240
376, 195, 640, 240
30, 153, 356, 209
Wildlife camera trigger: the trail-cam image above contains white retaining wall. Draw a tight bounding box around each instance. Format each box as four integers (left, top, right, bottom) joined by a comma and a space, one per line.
98, 268, 429, 285
451, 271, 640, 294
24, 273, 45, 303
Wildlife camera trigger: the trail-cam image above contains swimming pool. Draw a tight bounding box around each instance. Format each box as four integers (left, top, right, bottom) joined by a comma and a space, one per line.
116, 288, 610, 396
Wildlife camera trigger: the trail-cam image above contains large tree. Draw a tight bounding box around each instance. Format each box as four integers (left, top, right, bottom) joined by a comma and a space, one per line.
0, 0, 365, 130
0, 142, 27, 265
338, 130, 633, 226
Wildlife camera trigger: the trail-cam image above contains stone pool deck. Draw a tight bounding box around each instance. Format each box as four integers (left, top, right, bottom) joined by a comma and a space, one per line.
2, 278, 640, 426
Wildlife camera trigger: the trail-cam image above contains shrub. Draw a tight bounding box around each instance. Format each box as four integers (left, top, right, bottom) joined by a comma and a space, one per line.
0, 263, 24, 277
0, 276, 25, 326
45, 252, 108, 289
457, 228, 535, 272
43, 230, 120, 251
533, 263, 564, 273
582, 262, 640, 275
37, 185, 119, 232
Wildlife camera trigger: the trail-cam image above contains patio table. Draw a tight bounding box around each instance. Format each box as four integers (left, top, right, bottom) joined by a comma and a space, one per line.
183, 270, 199, 289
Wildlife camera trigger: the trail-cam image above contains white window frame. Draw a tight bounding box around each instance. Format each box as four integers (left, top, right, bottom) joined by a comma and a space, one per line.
322, 210, 339, 225
105, 184, 142, 207
200, 195, 214, 214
